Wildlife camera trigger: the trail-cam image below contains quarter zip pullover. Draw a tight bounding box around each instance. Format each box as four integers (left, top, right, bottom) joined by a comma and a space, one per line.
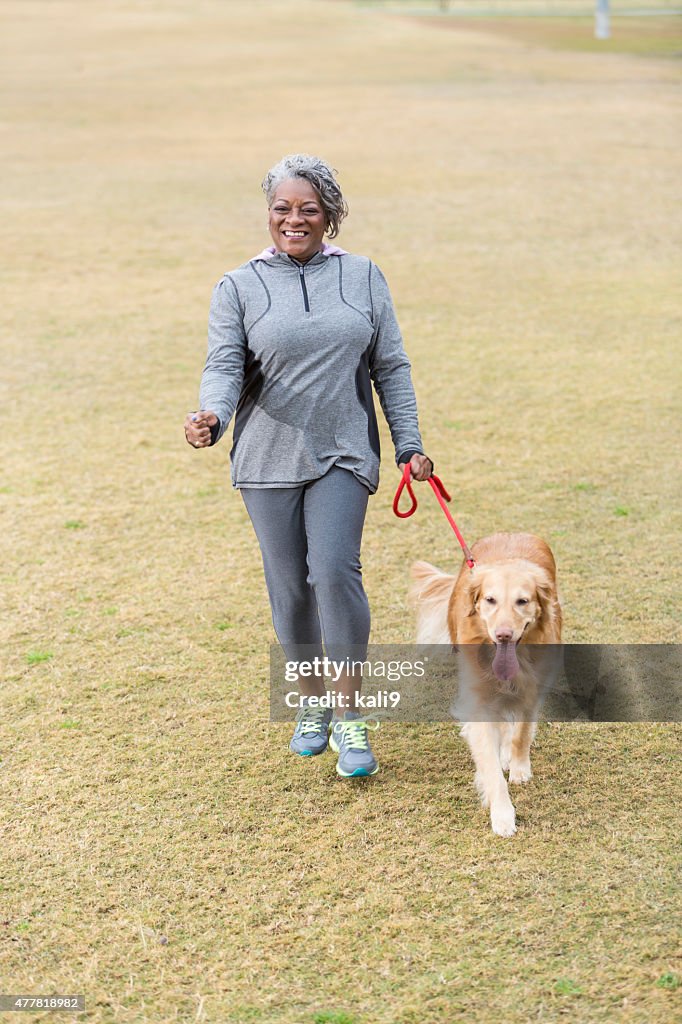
199, 246, 424, 494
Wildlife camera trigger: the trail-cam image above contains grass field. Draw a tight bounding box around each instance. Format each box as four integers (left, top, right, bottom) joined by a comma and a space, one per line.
413, 15, 682, 58
364, 1, 682, 56
1, 1, 681, 1021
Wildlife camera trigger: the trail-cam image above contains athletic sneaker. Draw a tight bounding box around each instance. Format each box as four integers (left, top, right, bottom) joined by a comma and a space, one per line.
329, 711, 380, 777
289, 704, 332, 757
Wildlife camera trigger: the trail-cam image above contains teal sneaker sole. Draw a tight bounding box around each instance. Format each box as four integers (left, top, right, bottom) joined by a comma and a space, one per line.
290, 743, 327, 757
335, 763, 379, 778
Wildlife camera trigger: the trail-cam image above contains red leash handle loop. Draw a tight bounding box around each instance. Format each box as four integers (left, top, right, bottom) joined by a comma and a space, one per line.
392, 462, 418, 518
393, 464, 476, 569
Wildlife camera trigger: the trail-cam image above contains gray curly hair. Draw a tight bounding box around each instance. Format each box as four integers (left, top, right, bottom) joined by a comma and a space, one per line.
261, 154, 349, 239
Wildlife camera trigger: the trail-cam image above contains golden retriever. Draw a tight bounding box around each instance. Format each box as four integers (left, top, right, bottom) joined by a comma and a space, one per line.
411, 533, 562, 837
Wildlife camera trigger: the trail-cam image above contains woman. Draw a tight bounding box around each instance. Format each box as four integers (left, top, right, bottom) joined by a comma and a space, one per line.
185, 154, 432, 778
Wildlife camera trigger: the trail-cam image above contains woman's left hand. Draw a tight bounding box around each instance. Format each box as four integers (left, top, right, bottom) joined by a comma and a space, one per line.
399, 454, 433, 481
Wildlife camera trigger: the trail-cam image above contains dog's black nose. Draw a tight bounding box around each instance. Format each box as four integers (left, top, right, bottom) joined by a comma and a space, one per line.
495, 628, 513, 643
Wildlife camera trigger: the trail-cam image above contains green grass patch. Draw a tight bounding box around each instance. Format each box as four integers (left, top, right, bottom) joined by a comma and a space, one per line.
26, 650, 53, 665
573, 482, 598, 493
656, 972, 680, 990
312, 1013, 357, 1024
553, 978, 583, 996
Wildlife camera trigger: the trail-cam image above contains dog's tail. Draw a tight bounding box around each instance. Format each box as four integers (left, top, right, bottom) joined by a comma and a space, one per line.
410, 561, 455, 645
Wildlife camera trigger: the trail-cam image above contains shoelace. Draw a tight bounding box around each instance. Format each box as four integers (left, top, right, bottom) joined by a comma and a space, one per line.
297, 707, 330, 736
332, 718, 380, 751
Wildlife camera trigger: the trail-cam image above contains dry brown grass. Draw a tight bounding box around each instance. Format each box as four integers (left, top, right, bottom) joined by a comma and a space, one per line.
1, 1, 680, 1021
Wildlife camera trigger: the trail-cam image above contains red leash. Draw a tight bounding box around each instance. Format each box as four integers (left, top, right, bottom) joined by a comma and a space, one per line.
393, 463, 476, 569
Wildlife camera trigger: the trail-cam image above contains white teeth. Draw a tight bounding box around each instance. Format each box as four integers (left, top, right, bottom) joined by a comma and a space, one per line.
284, 231, 306, 237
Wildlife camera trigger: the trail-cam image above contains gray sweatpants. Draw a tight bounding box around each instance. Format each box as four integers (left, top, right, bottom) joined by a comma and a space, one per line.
240, 466, 371, 662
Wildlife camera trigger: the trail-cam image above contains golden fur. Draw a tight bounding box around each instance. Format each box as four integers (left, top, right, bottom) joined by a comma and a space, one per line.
411, 532, 562, 837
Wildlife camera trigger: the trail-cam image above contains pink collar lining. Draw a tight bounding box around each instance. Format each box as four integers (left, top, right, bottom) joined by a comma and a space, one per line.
251, 242, 348, 262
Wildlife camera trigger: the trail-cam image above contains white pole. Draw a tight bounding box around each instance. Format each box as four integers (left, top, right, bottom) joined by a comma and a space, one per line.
595, 0, 610, 40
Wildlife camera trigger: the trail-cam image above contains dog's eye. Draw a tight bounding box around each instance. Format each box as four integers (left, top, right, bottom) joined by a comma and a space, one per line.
484, 596, 496, 604
516, 598, 529, 605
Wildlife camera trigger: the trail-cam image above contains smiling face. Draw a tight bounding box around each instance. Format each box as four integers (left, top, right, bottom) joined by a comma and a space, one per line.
268, 177, 327, 263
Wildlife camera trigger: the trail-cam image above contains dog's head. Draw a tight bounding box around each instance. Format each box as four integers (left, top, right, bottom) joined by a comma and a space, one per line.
465, 560, 557, 680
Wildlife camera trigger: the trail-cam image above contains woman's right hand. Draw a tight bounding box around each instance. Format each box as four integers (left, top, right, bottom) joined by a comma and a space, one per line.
184, 410, 218, 448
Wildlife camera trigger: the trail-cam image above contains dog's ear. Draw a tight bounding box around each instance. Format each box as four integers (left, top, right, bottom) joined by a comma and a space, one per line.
466, 577, 482, 617
533, 570, 557, 618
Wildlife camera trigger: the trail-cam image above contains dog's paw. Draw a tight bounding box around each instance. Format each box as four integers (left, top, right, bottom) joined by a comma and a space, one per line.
500, 744, 512, 773
490, 801, 517, 838
509, 761, 532, 784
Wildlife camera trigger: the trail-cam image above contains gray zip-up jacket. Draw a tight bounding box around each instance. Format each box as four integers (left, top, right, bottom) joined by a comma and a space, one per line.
198, 245, 424, 494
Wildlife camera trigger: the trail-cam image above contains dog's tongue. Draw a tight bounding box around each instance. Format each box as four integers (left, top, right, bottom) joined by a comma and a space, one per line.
493, 641, 519, 682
